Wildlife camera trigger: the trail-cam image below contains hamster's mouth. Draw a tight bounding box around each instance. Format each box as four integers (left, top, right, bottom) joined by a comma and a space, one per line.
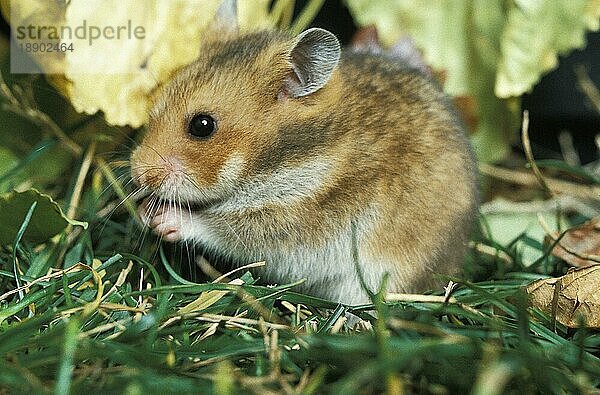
155, 197, 222, 213
134, 185, 226, 213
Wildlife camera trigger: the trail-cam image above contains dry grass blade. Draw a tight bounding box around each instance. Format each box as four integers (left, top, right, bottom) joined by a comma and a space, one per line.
198, 313, 290, 330
0, 263, 90, 302
386, 293, 458, 303
469, 242, 514, 264
521, 110, 553, 197
576, 65, 600, 114
479, 163, 600, 200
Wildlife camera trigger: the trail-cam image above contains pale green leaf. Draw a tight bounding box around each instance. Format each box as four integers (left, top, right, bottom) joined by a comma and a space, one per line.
0, 147, 18, 178
481, 199, 567, 266
496, 0, 600, 98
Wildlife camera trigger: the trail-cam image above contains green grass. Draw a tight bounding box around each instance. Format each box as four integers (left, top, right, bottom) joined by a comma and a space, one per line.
0, 179, 599, 394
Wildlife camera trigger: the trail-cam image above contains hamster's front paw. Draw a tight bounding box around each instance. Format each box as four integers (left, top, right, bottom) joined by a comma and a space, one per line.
138, 197, 192, 242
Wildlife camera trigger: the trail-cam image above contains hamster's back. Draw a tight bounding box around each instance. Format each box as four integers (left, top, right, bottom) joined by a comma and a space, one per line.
325, 50, 479, 293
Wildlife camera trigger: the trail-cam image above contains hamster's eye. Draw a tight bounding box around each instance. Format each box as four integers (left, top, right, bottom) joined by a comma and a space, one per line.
188, 114, 217, 138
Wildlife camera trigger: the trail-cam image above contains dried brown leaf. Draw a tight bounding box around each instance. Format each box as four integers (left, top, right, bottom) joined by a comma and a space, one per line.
526, 265, 600, 328
549, 217, 600, 267
452, 96, 479, 132
350, 25, 383, 53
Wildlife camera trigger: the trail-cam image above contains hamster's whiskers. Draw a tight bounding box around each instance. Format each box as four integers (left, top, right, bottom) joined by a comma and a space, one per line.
135, 192, 160, 249
96, 171, 148, 240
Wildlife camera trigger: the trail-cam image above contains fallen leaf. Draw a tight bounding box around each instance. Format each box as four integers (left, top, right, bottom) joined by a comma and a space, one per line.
0, 189, 87, 245
548, 217, 600, 267
526, 265, 600, 328
0, 147, 19, 179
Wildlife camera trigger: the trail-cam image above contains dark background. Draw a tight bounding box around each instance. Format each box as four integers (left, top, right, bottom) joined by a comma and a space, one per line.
2, 1, 599, 163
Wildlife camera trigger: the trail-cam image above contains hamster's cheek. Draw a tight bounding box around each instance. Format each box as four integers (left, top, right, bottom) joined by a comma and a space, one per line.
129, 148, 145, 186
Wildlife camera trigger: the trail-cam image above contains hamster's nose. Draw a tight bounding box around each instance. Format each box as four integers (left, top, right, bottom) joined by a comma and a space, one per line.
130, 147, 187, 190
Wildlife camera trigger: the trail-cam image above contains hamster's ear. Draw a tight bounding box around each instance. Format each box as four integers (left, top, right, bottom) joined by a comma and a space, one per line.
210, 0, 239, 36
283, 28, 341, 98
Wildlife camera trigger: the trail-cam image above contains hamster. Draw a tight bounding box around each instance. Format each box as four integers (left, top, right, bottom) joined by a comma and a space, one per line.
130, 0, 479, 305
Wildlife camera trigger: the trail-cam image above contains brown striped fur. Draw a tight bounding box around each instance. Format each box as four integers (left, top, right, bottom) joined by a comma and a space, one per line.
130, 28, 479, 304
